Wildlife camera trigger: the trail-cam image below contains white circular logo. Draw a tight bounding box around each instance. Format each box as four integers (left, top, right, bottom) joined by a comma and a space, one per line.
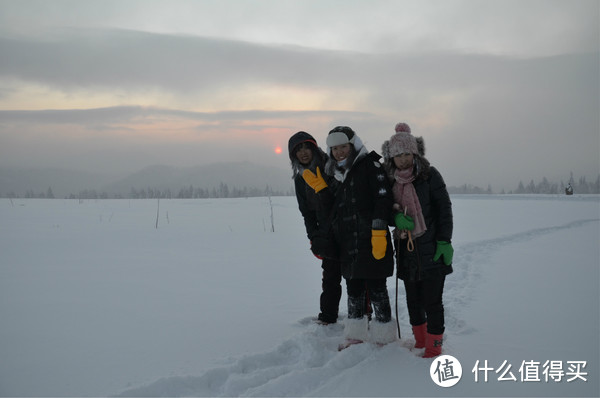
429, 355, 462, 387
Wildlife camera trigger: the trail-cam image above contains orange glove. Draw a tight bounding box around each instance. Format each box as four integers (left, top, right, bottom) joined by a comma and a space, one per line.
302, 167, 328, 193
371, 230, 387, 260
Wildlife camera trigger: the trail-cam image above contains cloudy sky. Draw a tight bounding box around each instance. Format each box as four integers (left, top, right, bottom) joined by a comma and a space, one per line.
0, 0, 598, 191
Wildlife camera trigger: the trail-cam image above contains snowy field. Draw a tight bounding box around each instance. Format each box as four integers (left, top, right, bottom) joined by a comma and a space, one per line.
1, 195, 598, 397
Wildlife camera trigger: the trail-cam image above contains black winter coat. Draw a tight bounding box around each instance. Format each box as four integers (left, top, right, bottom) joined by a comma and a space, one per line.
289, 131, 339, 259
395, 165, 453, 281
294, 173, 334, 241
328, 150, 394, 280
290, 132, 325, 240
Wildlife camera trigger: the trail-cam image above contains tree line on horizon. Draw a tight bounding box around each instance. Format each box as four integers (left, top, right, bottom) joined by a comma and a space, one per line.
3, 174, 599, 199
4, 182, 293, 200
448, 174, 600, 195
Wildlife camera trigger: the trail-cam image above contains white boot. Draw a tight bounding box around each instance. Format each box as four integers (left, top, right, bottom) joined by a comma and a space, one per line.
344, 316, 369, 341
370, 319, 398, 346
339, 317, 369, 350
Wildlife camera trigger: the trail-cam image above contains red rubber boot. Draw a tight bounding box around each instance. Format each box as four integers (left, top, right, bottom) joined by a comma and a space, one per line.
412, 323, 427, 349
423, 333, 443, 358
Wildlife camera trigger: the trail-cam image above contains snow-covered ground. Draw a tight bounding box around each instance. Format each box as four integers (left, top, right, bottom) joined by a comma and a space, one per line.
1, 195, 598, 397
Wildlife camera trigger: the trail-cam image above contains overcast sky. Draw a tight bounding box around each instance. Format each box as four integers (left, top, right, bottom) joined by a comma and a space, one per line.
0, 0, 598, 191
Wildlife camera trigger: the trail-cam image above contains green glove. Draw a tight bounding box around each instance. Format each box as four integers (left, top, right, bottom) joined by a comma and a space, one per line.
394, 213, 415, 231
433, 241, 454, 265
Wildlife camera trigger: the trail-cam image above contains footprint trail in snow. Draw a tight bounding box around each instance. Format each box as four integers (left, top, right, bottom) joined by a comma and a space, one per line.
118, 218, 598, 397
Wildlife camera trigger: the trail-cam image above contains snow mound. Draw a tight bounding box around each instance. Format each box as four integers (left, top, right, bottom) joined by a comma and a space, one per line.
118, 320, 424, 397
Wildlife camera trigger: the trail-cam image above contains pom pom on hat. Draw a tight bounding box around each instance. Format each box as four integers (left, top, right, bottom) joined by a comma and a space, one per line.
382, 122, 420, 159
395, 122, 411, 133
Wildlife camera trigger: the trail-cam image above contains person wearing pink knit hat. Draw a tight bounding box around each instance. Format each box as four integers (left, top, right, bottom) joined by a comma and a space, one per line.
382, 122, 454, 358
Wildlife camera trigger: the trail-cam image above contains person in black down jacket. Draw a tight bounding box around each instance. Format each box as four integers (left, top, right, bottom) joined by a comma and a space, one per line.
304, 126, 396, 349
382, 122, 454, 358
288, 131, 342, 325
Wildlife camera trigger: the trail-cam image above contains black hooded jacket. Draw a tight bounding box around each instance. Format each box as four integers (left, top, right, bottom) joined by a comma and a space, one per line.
288, 132, 335, 243
324, 137, 394, 280
382, 138, 454, 281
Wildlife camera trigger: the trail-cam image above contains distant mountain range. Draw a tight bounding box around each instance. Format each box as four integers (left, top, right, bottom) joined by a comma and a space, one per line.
0, 162, 294, 198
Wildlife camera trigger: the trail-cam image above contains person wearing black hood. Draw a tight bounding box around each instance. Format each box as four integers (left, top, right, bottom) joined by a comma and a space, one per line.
288, 131, 341, 325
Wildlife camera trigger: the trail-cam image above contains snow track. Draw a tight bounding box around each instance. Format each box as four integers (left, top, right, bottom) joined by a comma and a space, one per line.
444, 217, 599, 335
119, 216, 599, 397
118, 321, 343, 396
118, 320, 423, 397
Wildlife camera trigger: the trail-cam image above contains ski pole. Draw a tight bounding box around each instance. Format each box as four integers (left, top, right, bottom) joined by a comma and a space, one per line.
394, 237, 401, 339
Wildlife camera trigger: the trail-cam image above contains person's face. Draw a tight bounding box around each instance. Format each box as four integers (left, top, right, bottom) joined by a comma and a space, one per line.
331, 143, 351, 162
295, 144, 313, 165
393, 153, 414, 170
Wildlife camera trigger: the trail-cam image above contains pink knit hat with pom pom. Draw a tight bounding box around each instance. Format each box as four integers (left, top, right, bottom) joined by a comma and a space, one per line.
383, 122, 418, 158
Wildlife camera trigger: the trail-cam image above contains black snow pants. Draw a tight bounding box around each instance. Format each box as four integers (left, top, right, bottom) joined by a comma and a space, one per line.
404, 273, 446, 335
318, 258, 342, 323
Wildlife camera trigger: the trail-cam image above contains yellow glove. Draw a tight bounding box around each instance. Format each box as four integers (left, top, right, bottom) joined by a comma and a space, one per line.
302, 167, 328, 193
371, 230, 387, 260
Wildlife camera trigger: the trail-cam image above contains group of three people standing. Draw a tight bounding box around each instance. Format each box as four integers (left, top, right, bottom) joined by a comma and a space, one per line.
288, 123, 454, 358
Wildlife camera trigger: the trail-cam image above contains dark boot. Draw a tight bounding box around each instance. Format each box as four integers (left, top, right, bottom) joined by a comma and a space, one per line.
347, 291, 366, 320
369, 285, 391, 323
365, 290, 373, 321
423, 333, 443, 358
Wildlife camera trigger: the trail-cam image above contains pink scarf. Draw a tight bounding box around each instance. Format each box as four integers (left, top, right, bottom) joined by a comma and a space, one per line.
393, 167, 427, 238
